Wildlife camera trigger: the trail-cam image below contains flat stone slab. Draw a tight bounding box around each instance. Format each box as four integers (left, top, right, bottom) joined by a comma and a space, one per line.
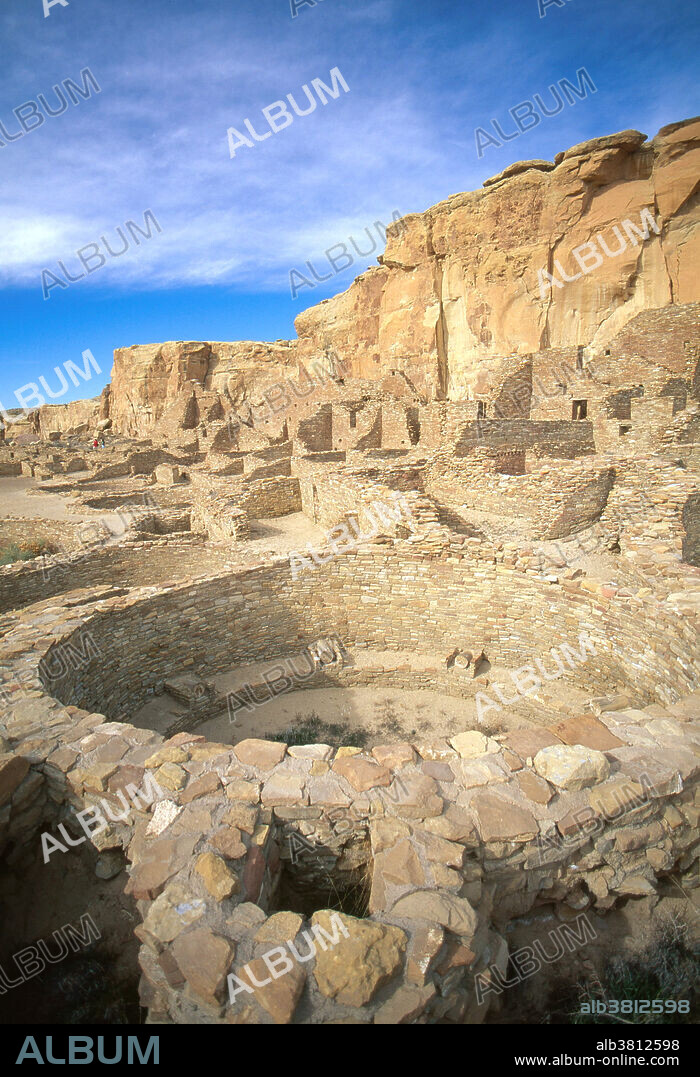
261, 771, 308, 807
450, 731, 496, 758
516, 770, 554, 804
332, 755, 391, 792
372, 743, 416, 769
502, 728, 562, 761
306, 774, 352, 808
471, 792, 538, 842
234, 739, 287, 770
414, 739, 457, 762
181, 771, 221, 803
125, 835, 198, 900
287, 744, 333, 761
391, 890, 478, 939
245, 957, 306, 1024
171, 927, 234, 1006
548, 714, 624, 751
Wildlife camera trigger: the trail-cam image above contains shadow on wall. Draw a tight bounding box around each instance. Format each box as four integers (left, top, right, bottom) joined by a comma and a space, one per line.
546, 467, 616, 541
682, 491, 700, 566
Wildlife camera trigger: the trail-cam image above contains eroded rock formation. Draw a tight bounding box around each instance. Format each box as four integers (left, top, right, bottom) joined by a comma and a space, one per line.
295, 117, 700, 401
7, 117, 699, 444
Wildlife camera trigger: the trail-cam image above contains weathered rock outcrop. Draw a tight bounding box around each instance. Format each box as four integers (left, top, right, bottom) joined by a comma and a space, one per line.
23, 117, 700, 437
295, 117, 700, 401
109, 341, 298, 439
35, 389, 109, 439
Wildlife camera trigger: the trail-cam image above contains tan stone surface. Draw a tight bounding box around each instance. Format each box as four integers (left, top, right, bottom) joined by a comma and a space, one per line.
373, 983, 436, 1024
534, 744, 610, 790
171, 927, 234, 1005
390, 890, 478, 939
549, 714, 624, 751
142, 883, 207, 943
195, 851, 240, 900
471, 792, 539, 841
405, 924, 444, 985
253, 913, 304, 945
0, 755, 30, 805
154, 762, 188, 791
245, 957, 306, 1024
209, 827, 247, 860
295, 120, 700, 401
332, 755, 391, 791
450, 731, 495, 758
233, 739, 287, 769
311, 911, 406, 1007
145, 746, 188, 768
372, 743, 416, 768
516, 770, 554, 804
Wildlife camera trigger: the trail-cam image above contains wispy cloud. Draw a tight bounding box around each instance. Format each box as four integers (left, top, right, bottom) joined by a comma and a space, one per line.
0, 0, 696, 301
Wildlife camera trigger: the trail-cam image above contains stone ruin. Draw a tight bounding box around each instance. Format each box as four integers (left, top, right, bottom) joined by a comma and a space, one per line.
0, 119, 698, 1025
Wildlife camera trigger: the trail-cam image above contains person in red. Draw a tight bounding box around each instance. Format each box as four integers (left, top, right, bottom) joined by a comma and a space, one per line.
93, 438, 99, 450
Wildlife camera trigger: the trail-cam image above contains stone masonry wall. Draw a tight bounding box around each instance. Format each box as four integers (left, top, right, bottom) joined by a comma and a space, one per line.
0, 578, 697, 1025
31, 543, 698, 724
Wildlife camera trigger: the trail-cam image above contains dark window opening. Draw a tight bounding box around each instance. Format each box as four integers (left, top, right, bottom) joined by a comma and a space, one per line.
349, 412, 357, 429
619, 424, 632, 437
572, 400, 588, 420
473, 654, 491, 677
576, 346, 584, 371
604, 349, 611, 356
274, 831, 371, 919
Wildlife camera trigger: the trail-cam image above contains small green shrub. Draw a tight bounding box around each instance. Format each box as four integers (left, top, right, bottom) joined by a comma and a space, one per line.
573, 914, 699, 1024
0, 540, 56, 566
269, 711, 369, 749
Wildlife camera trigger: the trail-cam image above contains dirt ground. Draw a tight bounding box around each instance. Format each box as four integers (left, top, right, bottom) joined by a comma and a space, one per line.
488, 887, 700, 1025
0, 477, 131, 556
0, 843, 141, 1024
0, 477, 90, 522
131, 661, 600, 747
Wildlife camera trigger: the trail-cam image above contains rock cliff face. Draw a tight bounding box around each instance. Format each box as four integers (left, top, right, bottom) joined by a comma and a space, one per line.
28, 117, 700, 437
35, 390, 108, 439
109, 341, 297, 439
295, 117, 700, 402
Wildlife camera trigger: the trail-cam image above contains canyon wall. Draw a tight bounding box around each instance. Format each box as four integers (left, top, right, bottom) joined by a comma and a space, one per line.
295, 117, 700, 402
19, 117, 700, 438
108, 341, 299, 439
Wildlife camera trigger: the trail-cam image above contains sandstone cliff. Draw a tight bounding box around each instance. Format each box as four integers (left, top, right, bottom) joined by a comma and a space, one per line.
295, 117, 700, 402
35, 390, 108, 439
109, 341, 297, 439
32, 117, 700, 437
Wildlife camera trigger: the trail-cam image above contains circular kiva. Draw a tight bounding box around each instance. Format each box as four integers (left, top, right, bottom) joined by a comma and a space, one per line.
0, 543, 698, 1024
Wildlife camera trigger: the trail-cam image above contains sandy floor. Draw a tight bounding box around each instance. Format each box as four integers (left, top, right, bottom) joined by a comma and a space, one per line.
129, 642, 603, 747
235, 513, 326, 558
0, 475, 131, 534
132, 685, 482, 747
0, 477, 89, 522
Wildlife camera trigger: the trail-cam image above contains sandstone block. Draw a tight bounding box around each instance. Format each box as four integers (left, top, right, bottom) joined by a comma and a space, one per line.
534, 745, 610, 790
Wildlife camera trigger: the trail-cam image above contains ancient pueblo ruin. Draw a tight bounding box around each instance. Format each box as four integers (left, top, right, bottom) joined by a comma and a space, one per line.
1, 118, 699, 1028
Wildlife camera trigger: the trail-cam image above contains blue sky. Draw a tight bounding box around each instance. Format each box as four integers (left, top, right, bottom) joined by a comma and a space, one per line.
0, 0, 698, 407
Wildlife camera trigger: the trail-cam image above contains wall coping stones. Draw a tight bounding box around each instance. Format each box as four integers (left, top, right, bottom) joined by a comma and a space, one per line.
0, 542, 697, 1024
